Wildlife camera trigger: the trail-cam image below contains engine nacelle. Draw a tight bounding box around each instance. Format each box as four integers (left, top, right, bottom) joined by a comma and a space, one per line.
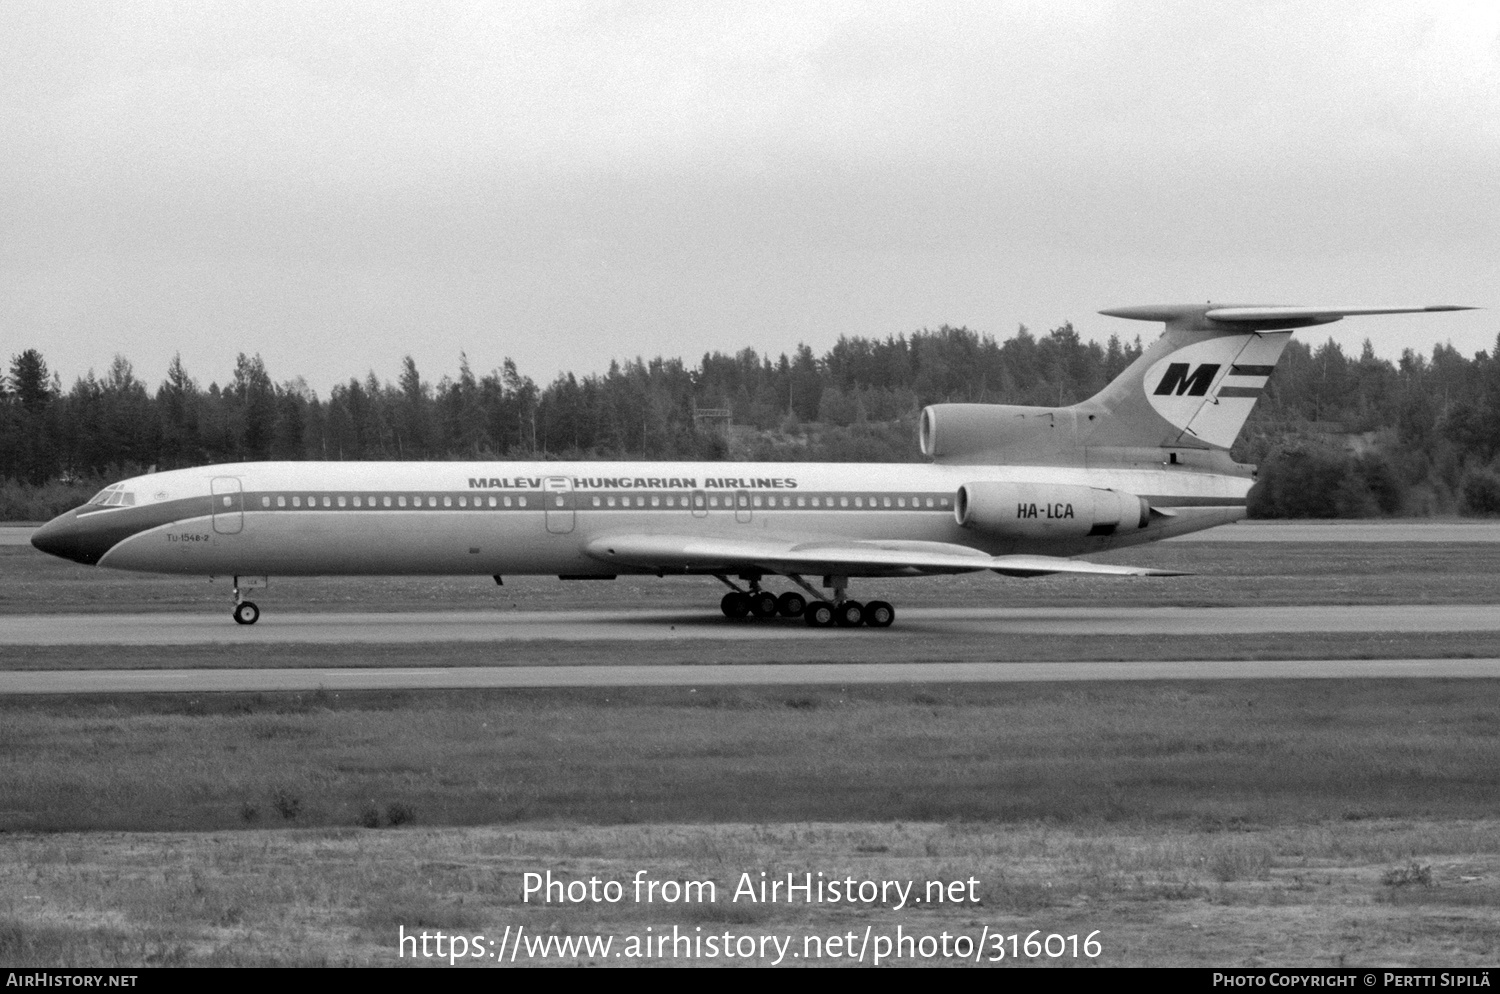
919, 403, 1082, 463
955, 481, 1150, 539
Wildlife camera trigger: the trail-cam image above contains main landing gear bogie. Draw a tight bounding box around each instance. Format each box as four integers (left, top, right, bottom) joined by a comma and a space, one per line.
720, 590, 805, 620
800, 599, 893, 628
717, 574, 896, 629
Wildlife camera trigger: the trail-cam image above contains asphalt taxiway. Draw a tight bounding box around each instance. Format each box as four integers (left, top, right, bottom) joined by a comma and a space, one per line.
4, 603, 1500, 646
3, 657, 1499, 694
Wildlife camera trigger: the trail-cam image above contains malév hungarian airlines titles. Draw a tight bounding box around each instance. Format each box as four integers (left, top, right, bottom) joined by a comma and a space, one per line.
29, 303, 1473, 630
468, 476, 800, 490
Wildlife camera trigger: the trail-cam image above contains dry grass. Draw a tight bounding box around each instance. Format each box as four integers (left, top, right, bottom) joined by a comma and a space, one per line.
1, 682, 1497, 833
3, 820, 1497, 967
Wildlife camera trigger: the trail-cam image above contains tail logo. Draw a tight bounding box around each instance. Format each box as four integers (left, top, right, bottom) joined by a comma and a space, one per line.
1153, 363, 1220, 397
1142, 332, 1291, 447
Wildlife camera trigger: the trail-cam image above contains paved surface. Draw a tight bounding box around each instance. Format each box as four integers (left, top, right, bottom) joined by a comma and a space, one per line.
0, 526, 43, 546
5, 604, 1500, 645
3, 657, 1499, 694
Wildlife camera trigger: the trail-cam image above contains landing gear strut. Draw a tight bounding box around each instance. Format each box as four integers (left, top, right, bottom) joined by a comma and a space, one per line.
231, 576, 261, 625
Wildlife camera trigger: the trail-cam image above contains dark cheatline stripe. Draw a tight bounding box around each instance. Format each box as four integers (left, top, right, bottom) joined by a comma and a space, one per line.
65, 496, 213, 564
1217, 386, 1262, 398
1229, 364, 1276, 376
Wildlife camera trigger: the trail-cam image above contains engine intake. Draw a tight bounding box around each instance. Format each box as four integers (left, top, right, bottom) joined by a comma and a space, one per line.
955, 482, 1150, 539
920, 403, 1081, 463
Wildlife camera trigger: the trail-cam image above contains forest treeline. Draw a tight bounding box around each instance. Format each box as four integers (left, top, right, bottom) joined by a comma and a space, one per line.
4, 322, 1500, 520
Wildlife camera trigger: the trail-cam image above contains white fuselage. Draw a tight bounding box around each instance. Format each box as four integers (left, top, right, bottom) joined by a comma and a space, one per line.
69, 459, 1248, 578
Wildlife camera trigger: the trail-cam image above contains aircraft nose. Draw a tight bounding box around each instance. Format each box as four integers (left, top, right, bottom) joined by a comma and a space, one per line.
31, 510, 83, 563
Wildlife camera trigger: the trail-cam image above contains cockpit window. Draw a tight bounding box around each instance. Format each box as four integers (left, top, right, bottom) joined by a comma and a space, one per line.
87, 484, 135, 507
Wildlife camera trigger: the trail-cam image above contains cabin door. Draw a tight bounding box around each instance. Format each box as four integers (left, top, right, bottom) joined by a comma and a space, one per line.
544, 477, 575, 534
211, 477, 243, 534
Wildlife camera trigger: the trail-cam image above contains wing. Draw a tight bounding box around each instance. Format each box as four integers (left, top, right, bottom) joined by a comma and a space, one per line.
584, 534, 1186, 578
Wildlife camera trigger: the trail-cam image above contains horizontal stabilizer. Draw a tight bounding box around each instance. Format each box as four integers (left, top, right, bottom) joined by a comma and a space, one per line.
1101, 303, 1475, 332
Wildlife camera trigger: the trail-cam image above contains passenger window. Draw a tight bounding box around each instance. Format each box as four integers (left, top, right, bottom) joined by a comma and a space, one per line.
854, 497, 863, 508
277, 496, 285, 508
940, 497, 951, 507
260, 496, 269, 508
503, 496, 512, 507
898, 497, 906, 508
592, 496, 601, 507
398, 496, 407, 507
352, 496, 361, 507
443, 497, 452, 508
636, 496, 645, 507
293, 496, 302, 507
338, 496, 347, 507
607, 496, 616, 507
839, 497, 848, 507
322, 496, 331, 507
518, 496, 527, 507
457, 496, 466, 508
694, 494, 704, 508
651, 495, 660, 507
383, 496, 392, 507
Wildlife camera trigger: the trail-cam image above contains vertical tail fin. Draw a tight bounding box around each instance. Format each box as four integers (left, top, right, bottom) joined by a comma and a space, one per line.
1083, 304, 1473, 450
919, 303, 1472, 463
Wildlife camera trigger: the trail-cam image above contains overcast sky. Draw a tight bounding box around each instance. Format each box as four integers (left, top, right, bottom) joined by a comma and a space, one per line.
3, 0, 1496, 395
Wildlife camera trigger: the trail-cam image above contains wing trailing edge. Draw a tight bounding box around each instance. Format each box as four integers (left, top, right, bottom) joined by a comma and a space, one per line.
584, 534, 1186, 578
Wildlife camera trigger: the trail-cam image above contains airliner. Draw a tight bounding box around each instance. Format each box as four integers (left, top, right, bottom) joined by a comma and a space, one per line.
30, 303, 1471, 628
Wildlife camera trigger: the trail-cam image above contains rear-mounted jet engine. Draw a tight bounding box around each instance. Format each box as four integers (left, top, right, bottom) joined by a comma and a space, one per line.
955, 482, 1150, 539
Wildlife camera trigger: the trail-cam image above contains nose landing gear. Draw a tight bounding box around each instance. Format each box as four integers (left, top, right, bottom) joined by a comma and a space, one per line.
231, 576, 265, 625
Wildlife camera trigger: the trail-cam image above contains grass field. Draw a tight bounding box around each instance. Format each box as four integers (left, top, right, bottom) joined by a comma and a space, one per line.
2, 534, 1499, 966
5, 820, 1498, 967
3, 682, 1498, 833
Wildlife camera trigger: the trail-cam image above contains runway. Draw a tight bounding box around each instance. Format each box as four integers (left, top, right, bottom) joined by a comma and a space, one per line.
4, 657, 1500, 694
5, 603, 1500, 645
